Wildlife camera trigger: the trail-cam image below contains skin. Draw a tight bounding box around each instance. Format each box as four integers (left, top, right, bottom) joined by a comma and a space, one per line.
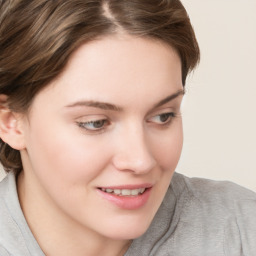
11, 35, 184, 256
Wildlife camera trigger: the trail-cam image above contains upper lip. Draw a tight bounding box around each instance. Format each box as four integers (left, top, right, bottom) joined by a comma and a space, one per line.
98, 183, 153, 190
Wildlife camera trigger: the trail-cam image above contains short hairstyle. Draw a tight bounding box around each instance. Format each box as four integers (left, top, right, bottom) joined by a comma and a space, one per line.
0, 0, 200, 173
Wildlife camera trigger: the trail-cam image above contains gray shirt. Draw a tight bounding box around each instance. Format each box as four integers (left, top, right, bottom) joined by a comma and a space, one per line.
0, 171, 256, 256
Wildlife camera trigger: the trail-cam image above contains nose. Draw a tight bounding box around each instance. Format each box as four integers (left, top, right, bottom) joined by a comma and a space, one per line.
112, 126, 157, 174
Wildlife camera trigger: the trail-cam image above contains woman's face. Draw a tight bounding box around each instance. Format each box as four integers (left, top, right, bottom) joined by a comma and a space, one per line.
19, 35, 184, 240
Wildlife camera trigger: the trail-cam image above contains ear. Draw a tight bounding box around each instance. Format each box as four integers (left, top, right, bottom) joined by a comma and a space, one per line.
0, 95, 26, 150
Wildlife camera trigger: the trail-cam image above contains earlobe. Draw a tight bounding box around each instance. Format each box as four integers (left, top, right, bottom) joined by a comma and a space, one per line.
0, 95, 26, 150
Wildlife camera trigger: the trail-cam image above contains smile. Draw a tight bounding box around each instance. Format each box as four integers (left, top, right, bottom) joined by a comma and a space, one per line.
100, 188, 146, 196
97, 186, 152, 210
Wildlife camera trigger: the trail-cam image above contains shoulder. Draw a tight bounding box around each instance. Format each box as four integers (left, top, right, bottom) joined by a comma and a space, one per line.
0, 172, 42, 256
172, 173, 256, 203
172, 173, 256, 221
172, 172, 256, 208
0, 246, 10, 256
171, 172, 256, 255
0, 172, 24, 255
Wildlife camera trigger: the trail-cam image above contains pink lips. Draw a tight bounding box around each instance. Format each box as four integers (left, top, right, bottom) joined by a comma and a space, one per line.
97, 184, 152, 210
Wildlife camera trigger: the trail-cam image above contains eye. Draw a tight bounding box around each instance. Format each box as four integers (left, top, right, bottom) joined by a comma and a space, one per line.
77, 119, 109, 131
148, 112, 176, 125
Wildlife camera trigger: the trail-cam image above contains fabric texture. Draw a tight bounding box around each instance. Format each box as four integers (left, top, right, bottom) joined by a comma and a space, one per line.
0, 171, 256, 256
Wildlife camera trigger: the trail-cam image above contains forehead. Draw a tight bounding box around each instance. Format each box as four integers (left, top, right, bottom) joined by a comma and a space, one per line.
31, 35, 183, 111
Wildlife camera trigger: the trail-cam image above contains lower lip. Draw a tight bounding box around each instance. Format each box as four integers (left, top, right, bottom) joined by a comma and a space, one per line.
97, 188, 152, 210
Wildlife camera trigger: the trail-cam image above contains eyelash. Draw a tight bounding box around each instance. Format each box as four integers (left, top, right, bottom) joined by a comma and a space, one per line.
76, 112, 177, 133
148, 112, 177, 126
77, 119, 109, 132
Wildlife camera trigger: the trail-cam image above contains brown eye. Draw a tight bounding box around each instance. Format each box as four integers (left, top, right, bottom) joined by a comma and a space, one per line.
159, 113, 172, 122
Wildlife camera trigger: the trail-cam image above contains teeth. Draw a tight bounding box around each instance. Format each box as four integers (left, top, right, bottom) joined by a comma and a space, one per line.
131, 189, 138, 196
101, 188, 146, 196
122, 189, 131, 196
114, 189, 121, 194
140, 188, 146, 194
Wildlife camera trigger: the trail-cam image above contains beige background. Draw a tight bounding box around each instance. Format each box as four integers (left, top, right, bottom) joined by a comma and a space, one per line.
1, 0, 256, 191
176, 0, 256, 191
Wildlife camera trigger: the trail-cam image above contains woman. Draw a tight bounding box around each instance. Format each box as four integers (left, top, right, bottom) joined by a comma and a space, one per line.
0, 0, 255, 255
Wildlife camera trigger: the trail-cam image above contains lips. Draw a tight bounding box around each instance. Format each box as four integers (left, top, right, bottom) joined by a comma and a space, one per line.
97, 184, 152, 210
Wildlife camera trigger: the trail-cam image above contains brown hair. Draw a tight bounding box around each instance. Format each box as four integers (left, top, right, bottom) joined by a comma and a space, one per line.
0, 0, 200, 173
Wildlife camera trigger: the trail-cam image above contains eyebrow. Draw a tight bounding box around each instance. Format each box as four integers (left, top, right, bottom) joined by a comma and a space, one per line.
65, 100, 123, 111
153, 89, 185, 108
65, 89, 185, 111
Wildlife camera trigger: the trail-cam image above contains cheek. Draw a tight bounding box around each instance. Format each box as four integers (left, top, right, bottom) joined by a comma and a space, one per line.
153, 121, 183, 171
25, 119, 111, 185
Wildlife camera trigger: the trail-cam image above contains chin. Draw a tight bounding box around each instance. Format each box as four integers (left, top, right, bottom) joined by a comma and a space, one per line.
101, 216, 153, 241
108, 228, 148, 241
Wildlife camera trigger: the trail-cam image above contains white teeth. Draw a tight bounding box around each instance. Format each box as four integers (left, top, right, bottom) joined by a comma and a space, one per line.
131, 189, 139, 196
114, 189, 121, 194
139, 188, 146, 194
121, 189, 131, 196
101, 188, 146, 196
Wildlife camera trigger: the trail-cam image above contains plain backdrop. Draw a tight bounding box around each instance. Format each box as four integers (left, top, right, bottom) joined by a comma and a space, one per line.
1, 0, 256, 192
176, 0, 256, 191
